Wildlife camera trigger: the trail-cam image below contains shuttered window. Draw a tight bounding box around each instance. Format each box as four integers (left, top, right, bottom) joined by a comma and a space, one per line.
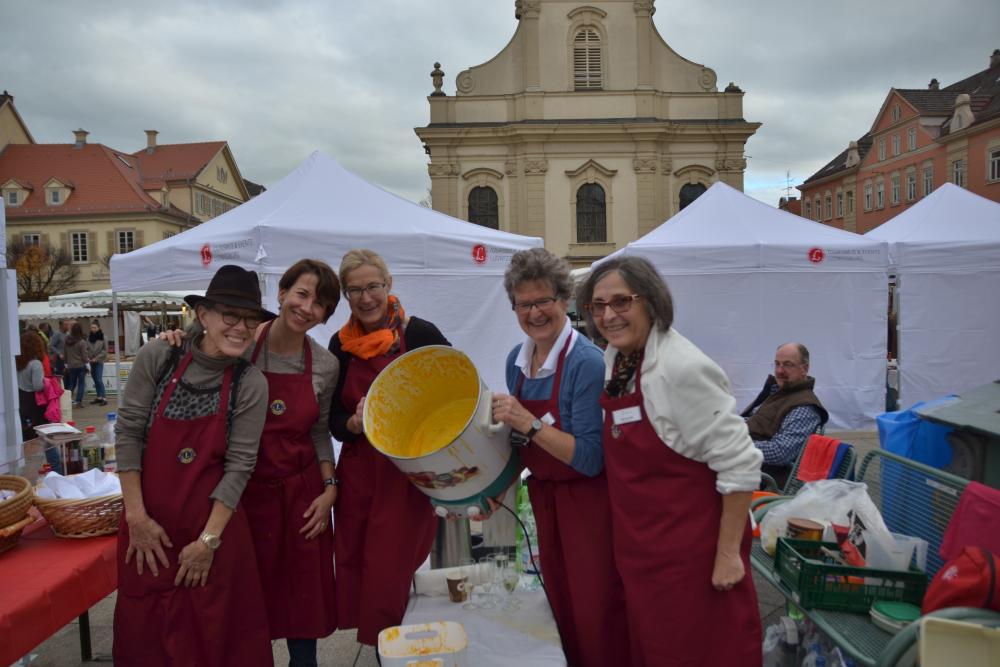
573, 29, 602, 90
71, 232, 89, 263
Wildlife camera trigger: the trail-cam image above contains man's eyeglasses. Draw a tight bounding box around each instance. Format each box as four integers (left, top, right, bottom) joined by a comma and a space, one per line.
344, 282, 387, 300
513, 297, 558, 313
774, 361, 803, 370
583, 294, 642, 317
215, 308, 263, 330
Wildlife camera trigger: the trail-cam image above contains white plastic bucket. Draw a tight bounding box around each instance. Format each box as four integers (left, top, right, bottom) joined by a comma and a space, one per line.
364, 346, 518, 518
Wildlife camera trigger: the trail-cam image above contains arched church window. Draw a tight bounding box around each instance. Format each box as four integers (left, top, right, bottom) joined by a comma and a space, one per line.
573, 29, 602, 90
679, 183, 707, 210
468, 186, 499, 229
576, 183, 606, 242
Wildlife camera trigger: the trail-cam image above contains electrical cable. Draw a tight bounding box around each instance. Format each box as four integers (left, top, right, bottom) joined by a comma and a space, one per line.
497, 499, 548, 601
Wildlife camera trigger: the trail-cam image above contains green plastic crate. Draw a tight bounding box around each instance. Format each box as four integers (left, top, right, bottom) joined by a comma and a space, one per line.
774, 538, 927, 613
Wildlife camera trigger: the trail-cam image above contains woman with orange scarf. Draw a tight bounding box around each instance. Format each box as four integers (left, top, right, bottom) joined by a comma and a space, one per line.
327, 248, 449, 646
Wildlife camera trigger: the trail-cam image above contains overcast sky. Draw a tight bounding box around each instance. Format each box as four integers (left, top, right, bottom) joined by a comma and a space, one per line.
3, 0, 998, 210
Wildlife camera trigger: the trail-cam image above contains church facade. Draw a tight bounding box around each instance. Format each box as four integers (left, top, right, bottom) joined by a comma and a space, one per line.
414, 0, 759, 265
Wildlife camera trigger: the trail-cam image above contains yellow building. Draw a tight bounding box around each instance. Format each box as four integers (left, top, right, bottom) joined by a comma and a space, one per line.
1, 93, 254, 294
415, 0, 759, 265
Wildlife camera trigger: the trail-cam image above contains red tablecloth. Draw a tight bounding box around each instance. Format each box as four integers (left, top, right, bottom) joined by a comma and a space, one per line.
0, 518, 117, 664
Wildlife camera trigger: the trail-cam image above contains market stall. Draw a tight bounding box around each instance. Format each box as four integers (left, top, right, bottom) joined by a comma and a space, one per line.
600, 182, 890, 429
107, 151, 543, 393
866, 183, 1000, 407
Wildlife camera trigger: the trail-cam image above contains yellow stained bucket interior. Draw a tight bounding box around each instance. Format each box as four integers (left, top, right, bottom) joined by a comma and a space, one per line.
366, 347, 480, 459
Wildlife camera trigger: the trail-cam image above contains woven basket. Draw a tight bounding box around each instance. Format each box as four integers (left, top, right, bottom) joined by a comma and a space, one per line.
0, 515, 37, 555
33, 489, 123, 538
0, 475, 33, 527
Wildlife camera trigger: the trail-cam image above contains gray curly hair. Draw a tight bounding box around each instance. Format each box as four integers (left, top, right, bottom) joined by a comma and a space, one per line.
503, 248, 573, 305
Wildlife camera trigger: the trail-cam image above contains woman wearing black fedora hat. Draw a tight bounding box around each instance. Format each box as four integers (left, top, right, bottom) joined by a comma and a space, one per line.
112, 264, 275, 666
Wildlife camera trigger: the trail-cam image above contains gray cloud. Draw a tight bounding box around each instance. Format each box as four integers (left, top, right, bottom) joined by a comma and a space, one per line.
3, 0, 998, 213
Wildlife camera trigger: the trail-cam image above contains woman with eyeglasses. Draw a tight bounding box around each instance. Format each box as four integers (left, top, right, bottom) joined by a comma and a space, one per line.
578, 257, 763, 667
327, 248, 449, 647
113, 265, 273, 666
158, 259, 341, 665
490, 248, 630, 667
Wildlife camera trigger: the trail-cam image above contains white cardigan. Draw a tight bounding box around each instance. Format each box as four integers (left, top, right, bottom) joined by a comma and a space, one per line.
604, 326, 763, 494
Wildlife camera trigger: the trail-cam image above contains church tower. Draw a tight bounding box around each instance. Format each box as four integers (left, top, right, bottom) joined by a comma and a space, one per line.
415, 0, 759, 265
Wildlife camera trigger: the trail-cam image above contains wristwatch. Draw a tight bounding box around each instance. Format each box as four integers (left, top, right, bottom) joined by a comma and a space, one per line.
323, 477, 338, 488
525, 418, 544, 440
199, 531, 222, 551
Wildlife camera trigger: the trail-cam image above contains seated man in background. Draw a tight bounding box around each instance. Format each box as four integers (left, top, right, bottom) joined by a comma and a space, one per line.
741, 343, 829, 488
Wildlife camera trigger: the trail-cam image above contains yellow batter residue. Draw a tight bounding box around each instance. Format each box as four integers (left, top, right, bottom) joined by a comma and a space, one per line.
366, 347, 480, 459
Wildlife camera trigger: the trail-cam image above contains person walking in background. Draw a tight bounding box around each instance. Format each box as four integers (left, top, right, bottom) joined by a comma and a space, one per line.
64, 322, 90, 408
327, 248, 448, 647
48, 319, 70, 378
88, 320, 109, 406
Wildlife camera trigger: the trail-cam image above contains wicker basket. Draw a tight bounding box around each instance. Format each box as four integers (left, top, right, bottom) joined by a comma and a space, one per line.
0, 475, 33, 526
0, 515, 37, 555
33, 489, 123, 538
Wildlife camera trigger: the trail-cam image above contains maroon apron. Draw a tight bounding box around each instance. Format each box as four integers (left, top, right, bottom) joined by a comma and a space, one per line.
515, 332, 630, 667
600, 360, 761, 667
114, 352, 272, 667
334, 333, 437, 646
242, 324, 336, 640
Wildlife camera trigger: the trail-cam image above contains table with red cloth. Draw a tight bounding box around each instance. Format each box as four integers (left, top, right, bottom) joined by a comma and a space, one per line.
0, 518, 117, 664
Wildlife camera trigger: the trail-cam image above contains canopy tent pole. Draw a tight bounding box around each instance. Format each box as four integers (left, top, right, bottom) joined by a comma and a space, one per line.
112, 292, 121, 400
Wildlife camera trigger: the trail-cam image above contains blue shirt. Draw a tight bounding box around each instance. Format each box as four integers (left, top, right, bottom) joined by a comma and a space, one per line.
505, 335, 606, 477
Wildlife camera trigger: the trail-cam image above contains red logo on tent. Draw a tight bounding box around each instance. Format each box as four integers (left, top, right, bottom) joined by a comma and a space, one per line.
472, 244, 487, 265
200, 244, 213, 267
808, 247, 825, 264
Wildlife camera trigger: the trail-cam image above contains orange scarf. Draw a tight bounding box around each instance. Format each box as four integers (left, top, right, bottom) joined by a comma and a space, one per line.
338, 295, 406, 360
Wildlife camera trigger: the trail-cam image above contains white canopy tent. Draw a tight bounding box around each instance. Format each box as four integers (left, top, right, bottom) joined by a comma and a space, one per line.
110, 151, 542, 392
602, 182, 890, 429
867, 183, 1000, 406
18, 301, 108, 323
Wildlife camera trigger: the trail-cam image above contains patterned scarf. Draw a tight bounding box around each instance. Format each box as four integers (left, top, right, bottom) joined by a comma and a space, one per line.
338, 295, 406, 360
605, 350, 642, 398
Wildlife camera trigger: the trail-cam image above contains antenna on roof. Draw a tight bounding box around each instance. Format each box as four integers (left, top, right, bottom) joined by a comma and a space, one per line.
784, 170, 793, 200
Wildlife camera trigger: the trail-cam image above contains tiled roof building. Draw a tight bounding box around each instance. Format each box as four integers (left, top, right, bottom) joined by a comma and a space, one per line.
1, 98, 255, 293
800, 49, 1000, 233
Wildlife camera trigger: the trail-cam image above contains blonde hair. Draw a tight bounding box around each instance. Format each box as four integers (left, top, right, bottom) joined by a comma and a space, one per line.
339, 249, 392, 291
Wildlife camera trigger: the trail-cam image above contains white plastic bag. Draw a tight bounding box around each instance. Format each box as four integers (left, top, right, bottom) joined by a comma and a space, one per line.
759, 479, 896, 562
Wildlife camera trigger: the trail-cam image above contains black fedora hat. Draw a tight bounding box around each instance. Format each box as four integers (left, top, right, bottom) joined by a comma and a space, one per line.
185, 265, 277, 321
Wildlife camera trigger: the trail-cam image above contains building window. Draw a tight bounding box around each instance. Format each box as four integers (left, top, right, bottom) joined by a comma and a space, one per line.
906, 172, 916, 201
22, 233, 40, 246
804, 200, 812, 218
467, 186, 499, 229
573, 28, 602, 90
876, 182, 884, 208
117, 230, 135, 254
48, 189, 61, 205
892, 134, 901, 156
824, 194, 832, 220
891, 104, 900, 122
163, 232, 175, 240
217, 166, 228, 184
990, 149, 1000, 182
863, 184, 872, 211
953, 159, 966, 187
812, 198, 820, 220
836, 192, 844, 218
678, 182, 706, 210
576, 183, 607, 242
5, 191, 17, 206
923, 165, 934, 196
213, 199, 224, 217
891, 173, 900, 205
71, 232, 88, 263
878, 139, 886, 161
846, 190, 854, 213
908, 127, 917, 151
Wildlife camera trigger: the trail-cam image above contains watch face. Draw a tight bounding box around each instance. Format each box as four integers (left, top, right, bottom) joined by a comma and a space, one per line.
532, 419, 544, 431
202, 533, 221, 549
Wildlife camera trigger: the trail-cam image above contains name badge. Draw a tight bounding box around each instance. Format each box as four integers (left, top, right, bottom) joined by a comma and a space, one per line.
612, 406, 642, 426
541, 412, 556, 425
